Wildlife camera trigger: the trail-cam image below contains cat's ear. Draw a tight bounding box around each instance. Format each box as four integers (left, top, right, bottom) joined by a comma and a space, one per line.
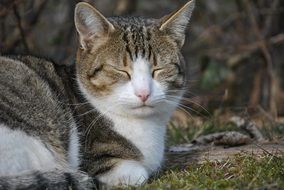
74, 2, 115, 50
159, 0, 195, 47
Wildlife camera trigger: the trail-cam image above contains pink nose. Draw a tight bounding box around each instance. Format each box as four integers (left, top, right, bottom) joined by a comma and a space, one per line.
135, 92, 150, 102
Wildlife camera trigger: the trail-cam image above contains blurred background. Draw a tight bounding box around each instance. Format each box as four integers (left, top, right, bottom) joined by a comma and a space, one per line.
1, 0, 284, 142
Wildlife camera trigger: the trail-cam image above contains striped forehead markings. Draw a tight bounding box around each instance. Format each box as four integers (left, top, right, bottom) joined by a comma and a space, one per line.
122, 26, 153, 63
122, 32, 133, 61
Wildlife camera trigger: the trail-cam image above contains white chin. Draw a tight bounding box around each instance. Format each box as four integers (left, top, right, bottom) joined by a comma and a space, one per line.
128, 106, 156, 117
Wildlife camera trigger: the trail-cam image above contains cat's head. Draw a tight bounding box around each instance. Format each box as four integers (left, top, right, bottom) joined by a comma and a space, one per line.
74, 1, 195, 118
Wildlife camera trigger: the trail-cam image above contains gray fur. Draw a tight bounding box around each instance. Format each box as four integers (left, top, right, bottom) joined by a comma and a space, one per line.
0, 1, 195, 189
0, 55, 140, 189
0, 56, 95, 189
0, 169, 94, 190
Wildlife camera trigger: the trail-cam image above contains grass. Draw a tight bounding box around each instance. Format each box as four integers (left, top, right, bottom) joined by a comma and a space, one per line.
167, 114, 284, 145
125, 114, 284, 190
167, 117, 242, 145
131, 154, 284, 190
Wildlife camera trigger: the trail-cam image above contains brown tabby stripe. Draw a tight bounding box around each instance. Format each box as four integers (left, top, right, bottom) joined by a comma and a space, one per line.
119, 22, 153, 62
122, 32, 133, 61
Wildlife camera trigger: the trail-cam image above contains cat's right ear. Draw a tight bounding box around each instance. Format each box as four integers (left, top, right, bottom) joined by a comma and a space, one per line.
74, 2, 115, 50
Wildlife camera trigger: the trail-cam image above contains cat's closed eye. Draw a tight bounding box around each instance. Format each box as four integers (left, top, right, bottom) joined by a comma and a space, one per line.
113, 67, 131, 80
152, 68, 163, 78
152, 63, 182, 80
88, 65, 103, 78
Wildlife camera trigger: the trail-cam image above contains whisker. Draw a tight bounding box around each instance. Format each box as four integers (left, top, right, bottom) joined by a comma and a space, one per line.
83, 103, 120, 150
166, 98, 210, 119
165, 89, 199, 98
76, 108, 97, 117
165, 100, 194, 120
166, 95, 211, 117
84, 114, 101, 140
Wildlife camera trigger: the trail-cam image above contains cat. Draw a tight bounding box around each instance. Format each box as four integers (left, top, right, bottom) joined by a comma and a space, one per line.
0, 0, 195, 189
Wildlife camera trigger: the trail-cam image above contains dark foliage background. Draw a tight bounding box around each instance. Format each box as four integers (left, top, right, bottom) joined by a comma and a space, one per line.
1, 0, 284, 120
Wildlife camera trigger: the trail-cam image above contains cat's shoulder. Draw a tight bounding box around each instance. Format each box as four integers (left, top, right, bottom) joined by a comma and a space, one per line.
0, 55, 56, 71
0, 54, 72, 97
0, 55, 70, 81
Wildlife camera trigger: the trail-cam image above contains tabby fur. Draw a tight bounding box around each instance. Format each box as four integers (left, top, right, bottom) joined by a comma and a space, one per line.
0, 0, 195, 189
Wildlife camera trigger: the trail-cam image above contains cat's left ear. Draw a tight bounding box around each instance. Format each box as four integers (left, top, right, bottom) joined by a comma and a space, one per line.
159, 0, 195, 48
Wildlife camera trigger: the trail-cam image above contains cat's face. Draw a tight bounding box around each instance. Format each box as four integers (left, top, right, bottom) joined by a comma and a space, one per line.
75, 1, 195, 118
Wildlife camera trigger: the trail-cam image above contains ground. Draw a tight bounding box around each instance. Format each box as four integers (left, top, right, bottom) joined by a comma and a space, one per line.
123, 111, 284, 190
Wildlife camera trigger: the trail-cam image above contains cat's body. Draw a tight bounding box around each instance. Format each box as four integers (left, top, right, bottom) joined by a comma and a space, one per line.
0, 56, 90, 189
0, 1, 195, 189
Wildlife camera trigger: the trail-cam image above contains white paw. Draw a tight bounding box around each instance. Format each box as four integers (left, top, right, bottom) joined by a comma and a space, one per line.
98, 160, 149, 187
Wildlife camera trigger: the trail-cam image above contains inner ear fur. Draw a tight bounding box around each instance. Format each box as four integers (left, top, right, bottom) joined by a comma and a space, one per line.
74, 2, 115, 50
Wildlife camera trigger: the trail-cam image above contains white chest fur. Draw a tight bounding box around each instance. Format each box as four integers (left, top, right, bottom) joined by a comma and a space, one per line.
109, 115, 167, 173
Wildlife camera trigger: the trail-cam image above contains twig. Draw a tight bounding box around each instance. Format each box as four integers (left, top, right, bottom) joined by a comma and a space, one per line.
3, 0, 48, 53
243, 0, 277, 118
263, 0, 280, 37
205, 33, 284, 66
12, 4, 29, 52
239, 33, 284, 52
27, 0, 49, 25
243, 0, 272, 66
0, 0, 22, 17
249, 68, 263, 108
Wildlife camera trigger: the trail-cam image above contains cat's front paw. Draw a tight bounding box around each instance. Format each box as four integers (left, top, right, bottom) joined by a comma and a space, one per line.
98, 160, 149, 187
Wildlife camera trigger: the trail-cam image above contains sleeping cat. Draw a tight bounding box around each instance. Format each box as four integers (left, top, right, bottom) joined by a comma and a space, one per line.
0, 0, 195, 189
